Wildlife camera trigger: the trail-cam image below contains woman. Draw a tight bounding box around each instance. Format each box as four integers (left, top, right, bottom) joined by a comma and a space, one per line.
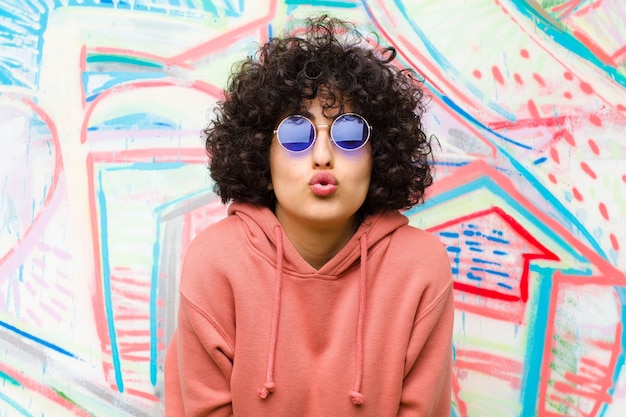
165, 14, 454, 416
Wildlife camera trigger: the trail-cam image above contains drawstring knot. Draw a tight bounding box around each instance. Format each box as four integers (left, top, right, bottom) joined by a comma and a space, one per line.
349, 390, 365, 405
258, 382, 276, 399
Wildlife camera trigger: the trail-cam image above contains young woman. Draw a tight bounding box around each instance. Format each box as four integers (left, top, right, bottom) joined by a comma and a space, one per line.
165, 15, 454, 417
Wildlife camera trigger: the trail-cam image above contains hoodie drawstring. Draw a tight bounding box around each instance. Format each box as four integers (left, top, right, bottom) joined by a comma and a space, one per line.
258, 225, 284, 400
349, 232, 367, 405
258, 227, 368, 407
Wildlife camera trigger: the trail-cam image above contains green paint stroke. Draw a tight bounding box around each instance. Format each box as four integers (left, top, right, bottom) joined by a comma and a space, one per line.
0, 370, 21, 386
86, 54, 162, 69
52, 388, 96, 417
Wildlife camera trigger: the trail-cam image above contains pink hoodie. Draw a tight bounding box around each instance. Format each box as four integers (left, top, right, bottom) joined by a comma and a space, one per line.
165, 202, 454, 416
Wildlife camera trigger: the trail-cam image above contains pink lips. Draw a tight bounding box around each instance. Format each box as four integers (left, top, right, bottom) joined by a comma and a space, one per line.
309, 172, 338, 197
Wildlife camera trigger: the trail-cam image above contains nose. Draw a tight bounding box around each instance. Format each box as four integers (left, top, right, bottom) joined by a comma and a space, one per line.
312, 124, 333, 167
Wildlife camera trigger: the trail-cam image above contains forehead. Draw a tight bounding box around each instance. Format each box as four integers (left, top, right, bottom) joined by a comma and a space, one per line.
301, 94, 353, 118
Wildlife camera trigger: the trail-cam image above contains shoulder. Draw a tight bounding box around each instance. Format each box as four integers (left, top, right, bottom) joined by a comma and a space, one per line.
390, 223, 449, 264
179, 215, 245, 296
385, 223, 453, 304
184, 215, 244, 261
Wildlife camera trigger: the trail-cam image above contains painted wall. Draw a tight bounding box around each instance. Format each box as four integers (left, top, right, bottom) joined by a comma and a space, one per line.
0, 1, 624, 416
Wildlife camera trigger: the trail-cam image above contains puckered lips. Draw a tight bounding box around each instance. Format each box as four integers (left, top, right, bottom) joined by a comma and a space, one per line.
309, 172, 338, 197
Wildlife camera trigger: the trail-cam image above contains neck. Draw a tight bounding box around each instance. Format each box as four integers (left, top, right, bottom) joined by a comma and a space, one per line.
275, 211, 358, 270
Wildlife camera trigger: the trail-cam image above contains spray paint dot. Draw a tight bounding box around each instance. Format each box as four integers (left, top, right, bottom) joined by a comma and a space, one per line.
599, 202, 609, 220
580, 81, 593, 94
548, 173, 557, 184
588, 139, 599, 155
492, 66, 504, 85
473, 69, 482, 79
610, 234, 619, 251
572, 187, 583, 201
520, 49, 529, 58
581, 161, 597, 179
564, 71, 573, 80
550, 147, 560, 163
563, 92, 572, 99
589, 114, 602, 127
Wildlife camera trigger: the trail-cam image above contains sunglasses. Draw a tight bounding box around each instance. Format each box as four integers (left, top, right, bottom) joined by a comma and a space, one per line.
274, 113, 371, 153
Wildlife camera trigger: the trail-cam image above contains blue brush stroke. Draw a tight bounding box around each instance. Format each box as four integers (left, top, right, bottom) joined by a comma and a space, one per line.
0, 319, 76, 358
511, 0, 625, 89
97, 169, 125, 393
0, 390, 33, 417
519, 266, 553, 416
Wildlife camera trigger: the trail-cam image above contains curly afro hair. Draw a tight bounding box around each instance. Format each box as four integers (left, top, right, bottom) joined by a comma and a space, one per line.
205, 14, 434, 219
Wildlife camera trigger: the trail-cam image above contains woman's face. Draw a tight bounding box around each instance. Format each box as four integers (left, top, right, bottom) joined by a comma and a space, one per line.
269, 97, 372, 232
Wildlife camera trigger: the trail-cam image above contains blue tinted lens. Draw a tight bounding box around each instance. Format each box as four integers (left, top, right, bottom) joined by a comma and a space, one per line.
277, 116, 315, 152
331, 114, 369, 150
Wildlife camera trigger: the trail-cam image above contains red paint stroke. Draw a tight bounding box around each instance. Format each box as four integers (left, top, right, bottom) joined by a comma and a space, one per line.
580, 81, 594, 94
487, 115, 569, 130
473, 69, 482, 79
580, 161, 597, 179
572, 30, 616, 67
598, 202, 609, 220
548, 173, 557, 184
533, 73, 546, 87
563, 91, 572, 99
520, 49, 530, 59
166, 0, 277, 66
589, 114, 602, 126
587, 138, 599, 155
572, 187, 583, 201
0, 97, 63, 276
514, 73, 523, 84
610, 234, 619, 251
550, 147, 560, 164
455, 349, 523, 388
527, 99, 540, 119
0, 362, 93, 416
492, 65, 505, 85
538, 272, 622, 417
564, 71, 574, 81
552, 0, 583, 14
611, 45, 626, 62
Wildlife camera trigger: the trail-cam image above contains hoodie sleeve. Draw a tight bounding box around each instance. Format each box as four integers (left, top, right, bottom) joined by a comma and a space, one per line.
398, 281, 454, 416
164, 294, 234, 417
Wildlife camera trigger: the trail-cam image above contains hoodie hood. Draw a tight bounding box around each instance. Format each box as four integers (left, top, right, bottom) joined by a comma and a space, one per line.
228, 202, 408, 277
227, 202, 408, 405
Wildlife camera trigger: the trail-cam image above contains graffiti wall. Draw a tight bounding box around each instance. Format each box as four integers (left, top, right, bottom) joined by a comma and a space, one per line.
0, 0, 624, 416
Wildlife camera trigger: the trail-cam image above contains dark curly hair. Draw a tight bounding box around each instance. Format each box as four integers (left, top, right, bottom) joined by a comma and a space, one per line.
205, 14, 434, 219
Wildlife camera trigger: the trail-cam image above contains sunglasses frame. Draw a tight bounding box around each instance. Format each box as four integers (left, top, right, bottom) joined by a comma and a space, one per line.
273, 112, 372, 153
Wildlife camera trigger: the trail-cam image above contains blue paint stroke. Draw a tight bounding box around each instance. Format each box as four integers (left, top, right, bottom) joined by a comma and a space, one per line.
511, 0, 626, 89
97, 169, 125, 393
0, 319, 76, 358
0, 390, 33, 417
391, 0, 519, 123
519, 266, 552, 417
